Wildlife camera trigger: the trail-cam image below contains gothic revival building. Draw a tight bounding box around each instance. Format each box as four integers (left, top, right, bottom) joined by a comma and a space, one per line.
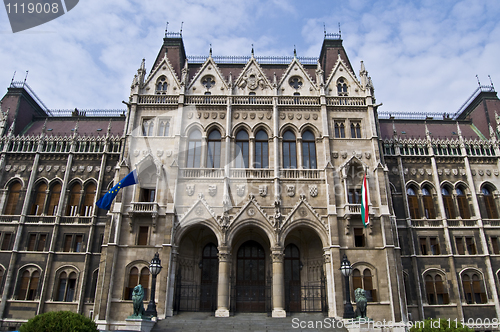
0, 31, 499, 330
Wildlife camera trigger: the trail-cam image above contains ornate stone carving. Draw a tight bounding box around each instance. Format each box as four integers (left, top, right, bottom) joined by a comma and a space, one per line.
426, 169, 432, 175
495, 170, 499, 176
45, 165, 51, 172
242, 112, 248, 120
259, 185, 267, 197
186, 184, 195, 196
460, 168, 466, 176
187, 112, 193, 119
309, 185, 318, 197
288, 113, 294, 120
452, 169, 458, 176
208, 185, 217, 197
410, 168, 416, 176
236, 184, 246, 197
20, 165, 26, 172
341, 151, 348, 159
195, 205, 204, 216
39, 166, 44, 172
60, 166, 65, 173
218, 251, 231, 262
404, 168, 409, 175
220, 112, 225, 119
487, 170, 492, 176
312, 114, 318, 120
11, 165, 18, 172
250, 113, 255, 120
332, 151, 339, 159
204, 112, 209, 119
323, 252, 331, 264
392, 167, 398, 175
266, 112, 272, 120
296, 114, 302, 120
418, 169, 424, 175
211, 112, 217, 119
271, 251, 284, 263
286, 185, 295, 197
444, 169, 450, 175
79, 166, 85, 173
280, 113, 285, 120
133, 150, 140, 157
106, 166, 112, 172
258, 113, 264, 120
304, 113, 310, 120
87, 166, 93, 173
437, 169, 442, 175
299, 207, 308, 217
247, 208, 256, 216
471, 169, 476, 176
365, 152, 371, 159
479, 170, 484, 176
157, 149, 164, 157
234, 113, 240, 119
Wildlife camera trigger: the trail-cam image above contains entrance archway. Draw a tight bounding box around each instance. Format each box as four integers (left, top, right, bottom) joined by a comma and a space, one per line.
234, 240, 268, 312
174, 225, 218, 312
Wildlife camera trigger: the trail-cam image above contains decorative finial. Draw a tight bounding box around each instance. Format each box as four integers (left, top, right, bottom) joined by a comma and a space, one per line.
41, 118, 47, 133
323, 23, 326, 37
180, 21, 183, 36
164, 21, 169, 37
10, 71, 16, 85
338, 22, 341, 37
251, 44, 254, 57
294, 45, 297, 57
23, 70, 29, 86
107, 119, 112, 135
476, 74, 481, 87
209, 44, 212, 57
489, 75, 494, 89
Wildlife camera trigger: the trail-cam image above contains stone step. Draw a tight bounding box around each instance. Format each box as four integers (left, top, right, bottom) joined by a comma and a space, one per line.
152, 312, 348, 332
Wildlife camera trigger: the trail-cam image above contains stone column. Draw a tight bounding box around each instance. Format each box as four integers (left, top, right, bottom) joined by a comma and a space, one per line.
165, 246, 178, 317
271, 247, 286, 317
215, 247, 231, 317
323, 250, 337, 317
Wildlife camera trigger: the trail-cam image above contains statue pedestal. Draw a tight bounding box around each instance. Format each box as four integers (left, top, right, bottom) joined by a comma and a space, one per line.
124, 318, 156, 332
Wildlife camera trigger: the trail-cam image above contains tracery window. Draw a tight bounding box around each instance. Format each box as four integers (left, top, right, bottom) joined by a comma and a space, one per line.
334, 122, 345, 138
17, 269, 40, 300
422, 187, 436, 219
81, 183, 96, 217
186, 130, 202, 168
352, 268, 377, 302
158, 119, 170, 136
254, 130, 268, 168
302, 130, 317, 169
350, 122, 361, 138
462, 272, 487, 304
66, 183, 81, 216
482, 186, 498, 219
142, 119, 154, 136
407, 186, 420, 219
207, 130, 221, 168
425, 273, 449, 304
156, 76, 168, 93
4, 181, 22, 215
56, 271, 77, 302
30, 182, 47, 215
441, 187, 456, 219
456, 186, 471, 219
235, 130, 249, 168
337, 77, 348, 96
47, 183, 61, 216
125, 266, 149, 300
282, 130, 297, 169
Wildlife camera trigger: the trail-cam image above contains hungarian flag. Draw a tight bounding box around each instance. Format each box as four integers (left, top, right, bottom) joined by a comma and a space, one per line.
96, 170, 138, 210
361, 173, 370, 228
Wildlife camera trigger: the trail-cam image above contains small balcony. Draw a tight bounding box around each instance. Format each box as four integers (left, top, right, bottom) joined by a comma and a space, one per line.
25, 216, 56, 223
280, 169, 323, 179
447, 219, 477, 227
346, 204, 361, 214
129, 202, 159, 216
0, 215, 20, 223
60, 216, 92, 224
411, 219, 443, 227
180, 168, 224, 178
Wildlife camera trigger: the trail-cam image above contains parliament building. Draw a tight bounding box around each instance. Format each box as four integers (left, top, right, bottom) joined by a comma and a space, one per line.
0, 31, 499, 330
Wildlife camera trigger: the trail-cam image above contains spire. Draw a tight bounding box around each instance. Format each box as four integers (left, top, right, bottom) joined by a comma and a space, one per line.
273, 72, 277, 87
293, 45, 297, 58
316, 60, 324, 86
181, 59, 189, 85
456, 121, 462, 137
209, 44, 212, 57
41, 118, 47, 134
251, 44, 254, 57
164, 21, 169, 37
489, 123, 496, 142
489, 75, 495, 90
7, 119, 15, 137
228, 72, 233, 87
425, 122, 431, 138
360, 60, 368, 88
476, 74, 481, 87
140, 58, 145, 72
107, 119, 112, 136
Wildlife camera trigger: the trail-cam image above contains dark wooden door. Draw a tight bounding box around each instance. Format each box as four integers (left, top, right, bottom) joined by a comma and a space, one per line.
284, 244, 301, 312
236, 241, 266, 312
200, 243, 218, 311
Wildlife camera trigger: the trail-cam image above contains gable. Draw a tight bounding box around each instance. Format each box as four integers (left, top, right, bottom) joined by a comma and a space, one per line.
278, 59, 318, 96
178, 195, 218, 227
325, 56, 364, 97
187, 57, 229, 94
233, 58, 272, 96
143, 56, 181, 95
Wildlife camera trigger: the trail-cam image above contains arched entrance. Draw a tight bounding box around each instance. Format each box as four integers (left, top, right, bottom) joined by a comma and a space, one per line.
174, 225, 218, 312
234, 240, 268, 312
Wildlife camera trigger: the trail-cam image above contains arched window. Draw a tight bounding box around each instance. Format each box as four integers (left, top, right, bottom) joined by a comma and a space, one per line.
425, 273, 449, 304
125, 266, 149, 300
56, 271, 77, 302
282, 131, 297, 169
142, 119, 154, 136
337, 78, 348, 96
456, 187, 471, 219
47, 183, 61, 216
422, 187, 436, 219
235, 130, 249, 168
66, 183, 81, 216
302, 130, 317, 169
0, 268, 3, 295
186, 130, 202, 168
442, 187, 456, 219
18, 270, 40, 300
350, 123, 361, 138
81, 183, 96, 217
89, 269, 98, 303
482, 186, 498, 219
334, 122, 346, 138
156, 76, 167, 93
254, 130, 269, 168
30, 182, 47, 215
207, 130, 221, 168
351, 268, 377, 302
4, 181, 22, 215
462, 272, 486, 304
158, 120, 170, 136
407, 187, 420, 219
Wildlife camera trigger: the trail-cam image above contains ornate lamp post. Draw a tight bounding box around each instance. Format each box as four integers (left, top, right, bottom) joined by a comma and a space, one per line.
145, 252, 162, 318
340, 254, 355, 318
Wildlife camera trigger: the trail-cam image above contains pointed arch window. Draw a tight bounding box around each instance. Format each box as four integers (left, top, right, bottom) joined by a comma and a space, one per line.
441, 187, 456, 219
47, 183, 61, 216
282, 130, 297, 169
235, 130, 249, 168
337, 78, 348, 96
18, 270, 40, 300
158, 119, 170, 136
482, 186, 498, 219
66, 183, 82, 216
156, 76, 168, 94
186, 130, 202, 168
125, 266, 149, 300
142, 119, 154, 136
334, 122, 345, 138
302, 130, 317, 169
456, 187, 471, 219
350, 122, 361, 138
207, 130, 221, 168
56, 271, 77, 302
462, 272, 486, 304
4, 181, 22, 215
407, 187, 420, 219
30, 182, 47, 215
81, 183, 96, 217
351, 268, 377, 302
254, 130, 268, 168
422, 187, 436, 219
425, 273, 449, 304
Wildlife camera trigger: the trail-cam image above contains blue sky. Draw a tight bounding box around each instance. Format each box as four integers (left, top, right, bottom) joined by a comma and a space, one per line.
1, 0, 499, 115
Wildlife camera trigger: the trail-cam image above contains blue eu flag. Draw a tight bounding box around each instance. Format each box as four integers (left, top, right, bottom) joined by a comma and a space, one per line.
96, 170, 138, 210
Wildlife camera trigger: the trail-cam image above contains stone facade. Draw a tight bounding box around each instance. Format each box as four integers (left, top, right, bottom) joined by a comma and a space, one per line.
0, 32, 499, 330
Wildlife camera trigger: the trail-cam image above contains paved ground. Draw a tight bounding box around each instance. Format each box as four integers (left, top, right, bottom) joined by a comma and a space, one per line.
152, 312, 348, 332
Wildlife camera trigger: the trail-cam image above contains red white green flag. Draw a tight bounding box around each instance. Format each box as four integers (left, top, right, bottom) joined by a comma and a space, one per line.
361, 173, 370, 228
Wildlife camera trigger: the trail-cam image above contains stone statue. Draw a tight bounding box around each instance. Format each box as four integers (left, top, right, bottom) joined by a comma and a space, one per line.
354, 288, 367, 318
131, 284, 147, 318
